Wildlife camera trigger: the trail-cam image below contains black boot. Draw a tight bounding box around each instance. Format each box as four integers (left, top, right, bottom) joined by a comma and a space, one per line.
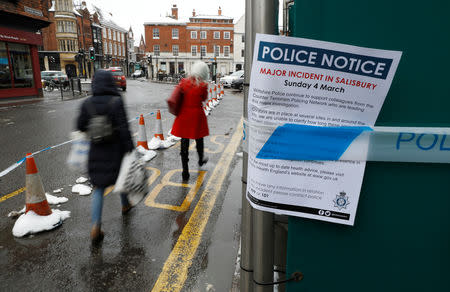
196, 138, 208, 166
181, 138, 190, 181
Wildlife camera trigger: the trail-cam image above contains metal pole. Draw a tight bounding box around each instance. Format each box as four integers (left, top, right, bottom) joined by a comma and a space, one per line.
251, 0, 279, 291
240, 0, 253, 291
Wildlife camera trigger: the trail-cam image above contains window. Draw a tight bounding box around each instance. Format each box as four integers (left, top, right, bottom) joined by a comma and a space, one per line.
191, 45, 197, 56
224, 31, 230, 39
153, 28, 159, 39
121, 33, 124, 42
172, 45, 179, 56
224, 46, 230, 57
118, 45, 121, 56
200, 45, 206, 57
109, 42, 112, 54
0, 42, 11, 89
214, 31, 220, 39
214, 45, 220, 57
200, 31, 207, 39
241, 49, 244, 57
113, 31, 116, 41
122, 45, 125, 56
108, 29, 111, 39
103, 28, 106, 38
191, 31, 197, 39
0, 42, 34, 89
114, 43, 117, 55
172, 29, 179, 39
154, 45, 160, 56
57, 21, 75, 33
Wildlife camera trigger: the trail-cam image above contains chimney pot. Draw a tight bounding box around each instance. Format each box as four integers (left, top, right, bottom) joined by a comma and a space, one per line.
192, 9, 196, 17
218, 6, 222, 16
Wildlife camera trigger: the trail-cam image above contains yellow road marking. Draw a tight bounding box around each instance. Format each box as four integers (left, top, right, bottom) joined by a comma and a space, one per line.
145, 169, 206, 212
0, 187, 26, 203
151, 117, 243, 291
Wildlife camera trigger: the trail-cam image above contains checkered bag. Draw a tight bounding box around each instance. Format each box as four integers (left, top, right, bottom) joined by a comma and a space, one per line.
114, 150, 149, 197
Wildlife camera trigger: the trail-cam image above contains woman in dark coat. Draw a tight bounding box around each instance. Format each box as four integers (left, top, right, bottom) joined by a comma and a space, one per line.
76, 70, 134, 242
171, 61, 210, 181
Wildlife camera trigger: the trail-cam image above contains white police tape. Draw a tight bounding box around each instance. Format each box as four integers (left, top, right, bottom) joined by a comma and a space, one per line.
0, 112, 156, 179
244, 119, 450, 163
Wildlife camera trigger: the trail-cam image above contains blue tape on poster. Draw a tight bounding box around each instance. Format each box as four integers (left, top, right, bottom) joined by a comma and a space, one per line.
256, 124, 372, 160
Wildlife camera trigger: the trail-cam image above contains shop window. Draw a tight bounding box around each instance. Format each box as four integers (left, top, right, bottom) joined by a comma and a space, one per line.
0, 42, 11, 89
9, 43, 33, 88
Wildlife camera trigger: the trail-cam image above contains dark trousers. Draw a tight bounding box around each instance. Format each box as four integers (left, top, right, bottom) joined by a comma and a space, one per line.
180, 138, 204, 174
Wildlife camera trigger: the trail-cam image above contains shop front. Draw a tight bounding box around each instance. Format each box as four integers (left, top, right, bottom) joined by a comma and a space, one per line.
0, 27, 43, 99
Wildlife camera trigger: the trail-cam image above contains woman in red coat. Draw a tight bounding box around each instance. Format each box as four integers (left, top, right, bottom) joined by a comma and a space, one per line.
171, 61, 210, 181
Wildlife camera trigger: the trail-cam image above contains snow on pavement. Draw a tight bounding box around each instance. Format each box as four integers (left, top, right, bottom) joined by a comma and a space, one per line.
72, 184, 92, 196
12, 209, 71, 237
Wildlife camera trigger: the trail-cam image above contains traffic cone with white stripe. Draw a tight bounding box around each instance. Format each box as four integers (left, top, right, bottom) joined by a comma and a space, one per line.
219, 84, 224, 99
137, 114, 149, 150
25, 153, 52, 216
154, 110, 164, 140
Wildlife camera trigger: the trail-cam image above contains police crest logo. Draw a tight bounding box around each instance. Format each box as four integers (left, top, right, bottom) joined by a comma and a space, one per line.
333, 191, 350, 210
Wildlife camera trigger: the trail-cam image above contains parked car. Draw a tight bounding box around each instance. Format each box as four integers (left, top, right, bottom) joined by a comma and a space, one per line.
41, 70, 69, 90
41, 70, 69, 86
219, 70, 244, 88
107, 68, 126, 91
231, 75, 244, 91
132, 70, 143, 78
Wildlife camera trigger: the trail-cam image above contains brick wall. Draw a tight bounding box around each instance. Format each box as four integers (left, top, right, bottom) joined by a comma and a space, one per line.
145, 25, 187, 54
76, 8, 93, 51
41, 10, 56, 50
144, 21, 234, 55
0, 0, 51, 22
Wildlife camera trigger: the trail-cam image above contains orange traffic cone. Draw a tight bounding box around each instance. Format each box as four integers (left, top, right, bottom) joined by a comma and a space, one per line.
220, 84, 224, 98
154, 110, 165, 140
25, 153, 52, 216
213, 85, 217, 99
137, 114, 149, 150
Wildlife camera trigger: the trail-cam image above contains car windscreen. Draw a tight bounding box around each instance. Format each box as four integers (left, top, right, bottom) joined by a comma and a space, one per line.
110, 71, 123, 76
231, 71, 243, 76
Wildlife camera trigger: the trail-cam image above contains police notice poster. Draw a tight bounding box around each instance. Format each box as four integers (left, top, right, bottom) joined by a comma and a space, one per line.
247, 34, 402, 225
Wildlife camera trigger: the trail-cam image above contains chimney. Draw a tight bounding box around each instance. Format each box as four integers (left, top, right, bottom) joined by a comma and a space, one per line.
218, 6, 222, 16
171, 4, 178, 20
82, 1, 86, 6
192, 9, 196, 17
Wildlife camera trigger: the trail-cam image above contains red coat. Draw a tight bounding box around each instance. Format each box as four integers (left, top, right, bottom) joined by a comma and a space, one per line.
171, 78, 209, 139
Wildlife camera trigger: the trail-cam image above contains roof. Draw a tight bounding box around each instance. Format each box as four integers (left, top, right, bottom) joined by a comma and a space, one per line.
190, 15, 233, 20
48, 0, 55, 12
88, 4, 127, 32
144, 15, 187, 26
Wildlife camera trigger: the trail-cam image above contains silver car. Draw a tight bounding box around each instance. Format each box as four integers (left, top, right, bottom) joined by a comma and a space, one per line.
219, 70, 244, 88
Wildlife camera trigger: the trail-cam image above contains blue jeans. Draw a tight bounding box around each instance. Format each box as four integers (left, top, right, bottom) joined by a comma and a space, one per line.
92, 188, 130, 226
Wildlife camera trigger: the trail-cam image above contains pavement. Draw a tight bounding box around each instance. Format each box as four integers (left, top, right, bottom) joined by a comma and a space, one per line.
0, 79, 245, 291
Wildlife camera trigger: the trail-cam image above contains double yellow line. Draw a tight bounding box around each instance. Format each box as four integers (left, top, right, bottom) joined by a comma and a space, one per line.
152, 118, 243, 291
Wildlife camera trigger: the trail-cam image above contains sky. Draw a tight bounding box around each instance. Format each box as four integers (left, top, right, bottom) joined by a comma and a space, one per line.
82, 0, 248, 46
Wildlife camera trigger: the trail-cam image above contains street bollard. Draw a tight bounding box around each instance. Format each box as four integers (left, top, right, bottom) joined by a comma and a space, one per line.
71, 78, 74, 97
60, 82, 63, 100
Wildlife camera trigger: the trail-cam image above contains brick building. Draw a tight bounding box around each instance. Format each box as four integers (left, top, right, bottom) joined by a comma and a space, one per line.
40, 0, 81, 77
145, 5, 234, 79
0, 0, 51, 99
90, 6, 127, 71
